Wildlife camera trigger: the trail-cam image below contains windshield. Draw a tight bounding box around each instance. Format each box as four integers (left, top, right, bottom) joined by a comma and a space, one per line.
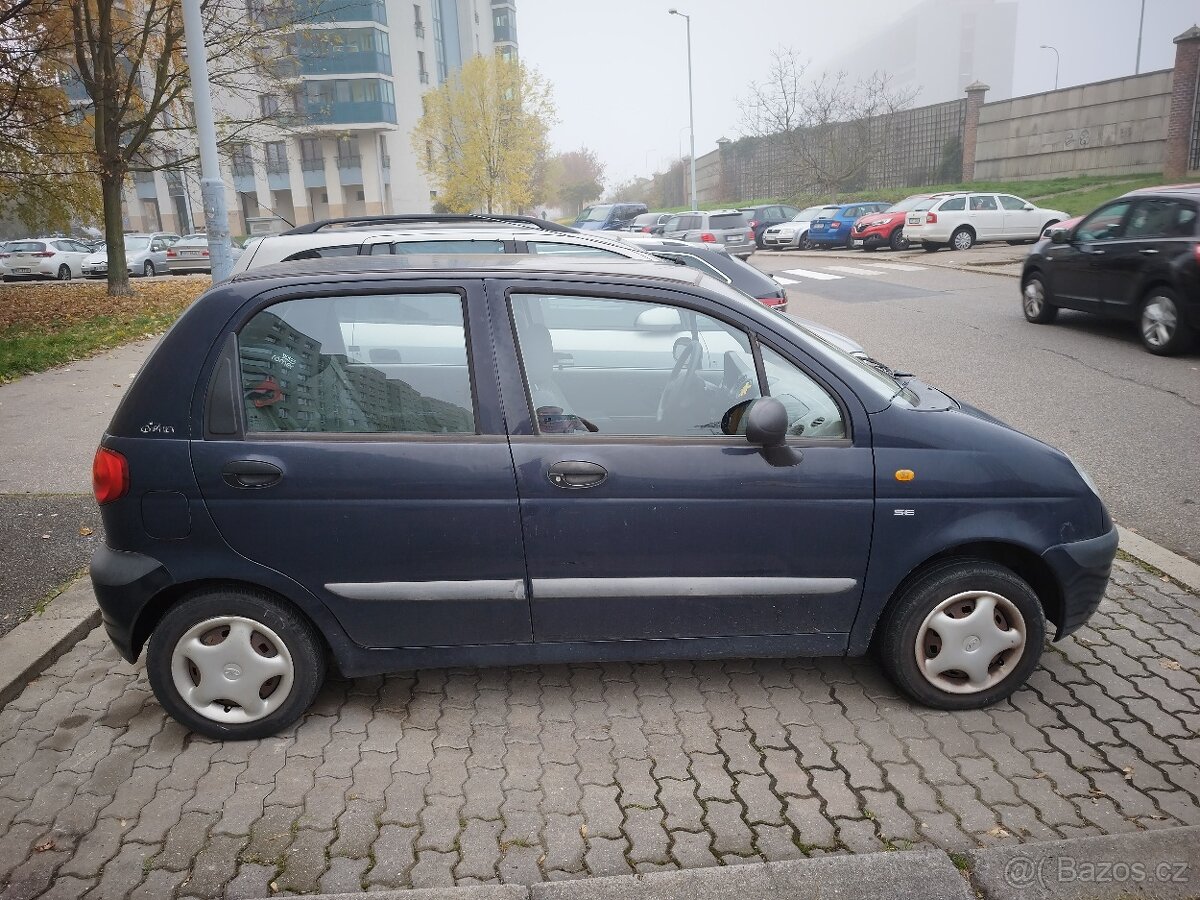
887, 196, 929, 213
791, 322, 916, 406
577, 205, 613, 223
124, 236, 150, 250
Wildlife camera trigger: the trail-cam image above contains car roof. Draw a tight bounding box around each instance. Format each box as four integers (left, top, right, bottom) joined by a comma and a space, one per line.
229, 253, 709, 287
1121, 183, 1200, 198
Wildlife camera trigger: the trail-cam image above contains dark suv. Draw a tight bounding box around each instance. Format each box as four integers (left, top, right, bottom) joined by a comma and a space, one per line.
1020, 184, 1200, 354
740, 204, 803, 249
91, 255, 1116, 739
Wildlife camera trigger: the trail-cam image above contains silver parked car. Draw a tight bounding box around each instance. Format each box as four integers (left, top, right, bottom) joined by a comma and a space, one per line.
166, 234, 244, 275
761, 205, 842, 250
658, 210, 754, 259
82, 232, 180, 278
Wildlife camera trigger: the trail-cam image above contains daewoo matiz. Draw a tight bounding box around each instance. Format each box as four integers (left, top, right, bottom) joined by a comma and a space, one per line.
90, 256, 1117, 739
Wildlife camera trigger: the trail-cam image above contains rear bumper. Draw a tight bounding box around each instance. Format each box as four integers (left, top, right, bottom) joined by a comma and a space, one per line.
808, 230, 848, 244
1041, 525, 1119, 639
89, 545, 173, 662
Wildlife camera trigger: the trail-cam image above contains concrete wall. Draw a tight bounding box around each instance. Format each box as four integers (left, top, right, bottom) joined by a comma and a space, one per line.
973, 70, 1173, 181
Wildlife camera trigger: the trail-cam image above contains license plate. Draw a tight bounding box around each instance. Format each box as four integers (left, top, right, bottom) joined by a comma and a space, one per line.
908, 217, 920, 225
812, 223, 825, 231
852, 240, 864, 247
12, 267, 31, 274
182, 250, 203, 257
725, 235, 743, 243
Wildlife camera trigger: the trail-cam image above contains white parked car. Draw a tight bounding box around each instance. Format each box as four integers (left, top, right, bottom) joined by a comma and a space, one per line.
904, 192, 1068, 252
0, 238, 93, 281
82, 232, 180, 278
761, 205, 841, 251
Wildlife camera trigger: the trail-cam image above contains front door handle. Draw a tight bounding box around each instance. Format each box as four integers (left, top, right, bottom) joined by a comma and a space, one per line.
547, 460, 607, 490
1139, 248, 1159, 255
222, 459, 282, 489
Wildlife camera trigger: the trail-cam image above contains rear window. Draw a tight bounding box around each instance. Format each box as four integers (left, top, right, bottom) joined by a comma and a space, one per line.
709, 213, 747, 230
577, 205, 613, 223
6, 241, 45, 253
282, 245, 361, 262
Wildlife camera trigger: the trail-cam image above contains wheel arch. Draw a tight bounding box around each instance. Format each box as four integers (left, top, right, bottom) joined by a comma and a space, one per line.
862, 540, 1063, 651
951, 223, 977, 239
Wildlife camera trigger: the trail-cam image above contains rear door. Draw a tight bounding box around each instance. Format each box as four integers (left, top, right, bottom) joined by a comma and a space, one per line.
1100, 197, 1199, 316
488, 279, 875, 645
191, 279, 532, 649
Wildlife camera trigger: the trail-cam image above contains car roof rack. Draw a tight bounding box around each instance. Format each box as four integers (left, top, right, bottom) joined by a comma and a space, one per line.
280, 213, 576, 235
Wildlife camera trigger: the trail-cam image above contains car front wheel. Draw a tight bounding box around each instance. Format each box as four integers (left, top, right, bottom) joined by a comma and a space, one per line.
878, 559, 1045, 710
1140, 288, 1193, 355
1022, 273, 1058, 323
889, 228, 909, 251
950, 227, 975, 251
147, 588, 326, 740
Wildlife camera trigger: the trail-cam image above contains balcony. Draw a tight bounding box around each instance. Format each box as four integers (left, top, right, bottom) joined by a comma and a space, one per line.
337, 154, 362, 184
284, 50, 392, 77
297, 99, 397, 127
300, 157, 326, 188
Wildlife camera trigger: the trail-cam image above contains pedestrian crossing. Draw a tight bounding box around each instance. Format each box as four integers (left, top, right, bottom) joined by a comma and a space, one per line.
778, 261, 928, 282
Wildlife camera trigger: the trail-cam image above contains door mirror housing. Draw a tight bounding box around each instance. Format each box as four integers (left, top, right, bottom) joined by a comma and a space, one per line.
1050, 228, 1071, 245
744, 397, 789, 447
635, 306, 683, 331
1023, 204, 1035, 211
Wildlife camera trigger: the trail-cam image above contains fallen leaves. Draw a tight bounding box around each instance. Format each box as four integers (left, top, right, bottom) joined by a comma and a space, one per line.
79, 526, 93, 536
0, 279, 207, 333
1161, 659, 1182, 671
33, 839, 55, 852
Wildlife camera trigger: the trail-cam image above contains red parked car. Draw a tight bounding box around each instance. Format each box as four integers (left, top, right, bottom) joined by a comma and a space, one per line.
851, 194, 941, 252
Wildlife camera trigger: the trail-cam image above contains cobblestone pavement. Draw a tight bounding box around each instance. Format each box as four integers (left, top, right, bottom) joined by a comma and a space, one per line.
0, 557, 1198, 899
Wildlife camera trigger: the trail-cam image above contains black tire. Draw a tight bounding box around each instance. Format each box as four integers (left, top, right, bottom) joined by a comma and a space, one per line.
878, 559, 1046, 710
57, 264, 72, 281
1139, 287, 1194, 356
921, 242, 942, 252
950, 227, 975, 251
1006, 239, 1025, 246
799, 232, 813, 251
862, 241, 876, 252
147, 588, 326, 740
755, 232, 765, 250
1021, 272, 1058, 324
143, 260, 155, 277
889, 228, 909, 251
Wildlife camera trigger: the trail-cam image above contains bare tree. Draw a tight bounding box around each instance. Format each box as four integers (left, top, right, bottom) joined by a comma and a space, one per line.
741, 48, 917, 198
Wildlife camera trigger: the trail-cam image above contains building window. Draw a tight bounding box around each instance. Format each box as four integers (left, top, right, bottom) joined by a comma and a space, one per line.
417, 50, 429, 82
265, 141, 288, 174
413, 2, 424, 36
336, 136, 361, 169
259, 94, 280, 118
300, 138, 324, 172
231, 143, 254, 177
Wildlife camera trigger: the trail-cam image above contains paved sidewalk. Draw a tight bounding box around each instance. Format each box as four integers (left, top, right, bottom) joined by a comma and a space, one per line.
0, 558, 1196, 899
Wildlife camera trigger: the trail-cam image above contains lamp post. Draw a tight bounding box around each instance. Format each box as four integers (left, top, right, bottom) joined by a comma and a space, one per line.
1039, 44, 1060, 90
1135, 0, 1146, 74
668, 8, 697, 211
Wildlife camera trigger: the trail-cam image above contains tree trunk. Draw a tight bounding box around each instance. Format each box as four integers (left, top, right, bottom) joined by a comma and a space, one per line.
101, 170, 131, 296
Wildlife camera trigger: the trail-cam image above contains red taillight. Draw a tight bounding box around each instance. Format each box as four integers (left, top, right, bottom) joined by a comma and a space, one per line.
830, 221, 841, 230
202, 249, 209, 256
926, 212, 938, 224
166, 249, 176, 257
700, 232, 716, 242
1193, 243, 1200, 266
640, 226, 651, 233
33, 251, 55, 258
93, 447, 129, 505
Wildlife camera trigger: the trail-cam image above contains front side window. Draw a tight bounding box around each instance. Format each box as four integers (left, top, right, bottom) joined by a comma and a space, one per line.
238, 293, 475, 434
1075, 201, 1131, 242
510, 293, 761, 437
998, 194, 1027, 211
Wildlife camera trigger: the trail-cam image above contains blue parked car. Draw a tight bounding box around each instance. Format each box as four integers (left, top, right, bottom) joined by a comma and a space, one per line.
90, 254, 1116, 739
808, 202, 891, 249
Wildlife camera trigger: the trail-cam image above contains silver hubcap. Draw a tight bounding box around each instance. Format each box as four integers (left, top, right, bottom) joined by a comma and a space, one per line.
914, 591, 1026, 694
171, 616, 294, 723
1023, 280, 1044, 317
953, 231, 972, 250
1141, 296, 1176, 348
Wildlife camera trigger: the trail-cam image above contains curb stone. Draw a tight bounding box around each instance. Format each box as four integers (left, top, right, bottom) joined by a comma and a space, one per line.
963, 824, 1200, 899
0, 577, 100, 706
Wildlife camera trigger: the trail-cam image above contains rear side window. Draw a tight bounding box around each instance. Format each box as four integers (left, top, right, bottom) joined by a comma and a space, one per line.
1126, 199, 1198, 239
938, 197, 966, 211
709, 213, 747, 229
282, 245, 360, 262
390, 239, 506, 255
237, 293, 475, 434
969, 195, 998, 211
527, 241, 625, 258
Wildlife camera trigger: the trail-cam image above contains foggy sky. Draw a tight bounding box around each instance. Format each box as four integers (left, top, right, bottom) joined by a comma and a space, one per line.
516, 0, 1199, 188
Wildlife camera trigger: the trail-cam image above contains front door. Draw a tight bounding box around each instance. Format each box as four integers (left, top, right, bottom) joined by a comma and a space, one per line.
966, 194, 1004, 240
191, 281, 532, 649
1047, 199, 1134, 310
998, 195, 1040, 239
488, 280, 874, 645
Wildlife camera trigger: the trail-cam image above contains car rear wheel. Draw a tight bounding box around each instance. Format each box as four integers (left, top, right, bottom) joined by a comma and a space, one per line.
950, 227, 975, 251
1140, 288, 1193, 355
921, 242, 942, 252
143, 260, 155, 277
147, 588, 326, 740
889, 228, 909, 251
1022, 273, 1058, 324
56, 264, 71, 281
878, 560, 1045, 709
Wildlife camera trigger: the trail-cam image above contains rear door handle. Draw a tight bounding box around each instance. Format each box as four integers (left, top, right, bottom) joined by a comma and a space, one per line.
222, 459, 282, 489
547, 460, 607, 490
1139, 248, 1159, 255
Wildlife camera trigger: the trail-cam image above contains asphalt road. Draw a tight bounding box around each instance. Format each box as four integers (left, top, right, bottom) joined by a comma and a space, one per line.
751, 243, 1200, 563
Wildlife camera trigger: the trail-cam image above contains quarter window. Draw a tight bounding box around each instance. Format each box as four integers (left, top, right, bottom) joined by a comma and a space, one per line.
759, 345, 845, 439
237, 293, 475, 434
510, 293, 760, 437
939, 197, 966, 211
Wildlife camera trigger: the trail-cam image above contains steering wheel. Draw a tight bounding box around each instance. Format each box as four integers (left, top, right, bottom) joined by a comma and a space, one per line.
656, 338, 704, 425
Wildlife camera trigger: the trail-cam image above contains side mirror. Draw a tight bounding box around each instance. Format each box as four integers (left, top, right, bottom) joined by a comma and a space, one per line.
744, 396, 788, 447
635, 306, 683, 331
1050, 228, 1070, 245
1023, 204, 1035, 211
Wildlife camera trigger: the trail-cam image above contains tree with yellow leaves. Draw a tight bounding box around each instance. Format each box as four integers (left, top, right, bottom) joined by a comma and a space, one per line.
412, 54, 555, 215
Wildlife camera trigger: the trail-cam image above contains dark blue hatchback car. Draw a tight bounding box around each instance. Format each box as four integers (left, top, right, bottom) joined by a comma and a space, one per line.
90, 256, 1117, 739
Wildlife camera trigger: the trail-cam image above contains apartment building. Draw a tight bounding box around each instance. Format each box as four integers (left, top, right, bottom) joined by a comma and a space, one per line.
122, 0, 518, 236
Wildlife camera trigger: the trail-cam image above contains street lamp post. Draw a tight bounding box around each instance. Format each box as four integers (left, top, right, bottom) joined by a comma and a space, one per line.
668, 8, 697, 211
1135, 0, 1146, 74
1039, 44, 1060, 90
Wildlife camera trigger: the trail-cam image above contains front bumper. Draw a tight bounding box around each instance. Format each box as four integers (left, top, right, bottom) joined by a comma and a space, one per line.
90, 545, 172, 662
762, 232, 799, 248
1041, 525, 1119, 639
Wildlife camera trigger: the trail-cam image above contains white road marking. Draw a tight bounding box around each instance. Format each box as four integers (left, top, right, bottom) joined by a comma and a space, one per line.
774, 276, 800, 285
824, 266, 881, 276
782, 268, 843, 281
864, 262, 927, 272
